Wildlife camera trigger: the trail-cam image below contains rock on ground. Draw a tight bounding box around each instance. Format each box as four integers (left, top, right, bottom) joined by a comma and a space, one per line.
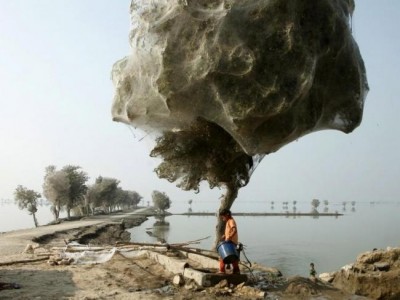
332, 247, 400, 300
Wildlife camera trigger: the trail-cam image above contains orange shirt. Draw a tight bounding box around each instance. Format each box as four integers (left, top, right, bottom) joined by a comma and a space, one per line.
225, 217, 238, 244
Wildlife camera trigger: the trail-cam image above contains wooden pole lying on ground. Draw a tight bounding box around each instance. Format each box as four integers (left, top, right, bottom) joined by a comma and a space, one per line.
47, 236, 219, 262
171, 245, 219, 261
0, 256, 50, 266
115, 235, 211, 248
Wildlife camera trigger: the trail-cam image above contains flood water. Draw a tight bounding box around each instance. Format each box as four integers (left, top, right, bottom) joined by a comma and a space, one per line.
2, 201, 399, 277
129, 202, 400, 277
0, 201, 57, 232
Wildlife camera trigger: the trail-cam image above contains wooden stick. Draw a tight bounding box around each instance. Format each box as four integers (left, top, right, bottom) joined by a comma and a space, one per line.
116, 235, 211, 248
115, 241, 169, 248
169, 246, 218, 260
170, 236, 211, 247
35, 253, 54, 256
0, 256, 50, 266
51, 246, 114, 252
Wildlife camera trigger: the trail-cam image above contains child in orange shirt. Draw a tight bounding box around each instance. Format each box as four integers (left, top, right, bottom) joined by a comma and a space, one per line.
218, 209, 240, 274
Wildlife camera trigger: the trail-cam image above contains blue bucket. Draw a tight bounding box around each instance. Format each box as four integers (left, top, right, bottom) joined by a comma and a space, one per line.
217, 241, 239, 264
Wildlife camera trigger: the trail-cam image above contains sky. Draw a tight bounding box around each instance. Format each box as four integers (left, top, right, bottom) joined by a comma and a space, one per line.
1, 0, 399, 214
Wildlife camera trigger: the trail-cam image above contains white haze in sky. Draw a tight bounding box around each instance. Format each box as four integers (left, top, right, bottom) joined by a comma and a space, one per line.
0, 0, 399, 213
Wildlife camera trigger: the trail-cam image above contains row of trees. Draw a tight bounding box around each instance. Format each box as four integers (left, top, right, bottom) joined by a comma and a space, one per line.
14, 165, 144, 226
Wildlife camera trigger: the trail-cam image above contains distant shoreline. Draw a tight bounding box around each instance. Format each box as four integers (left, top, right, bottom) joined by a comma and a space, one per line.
177, 212, 343, 216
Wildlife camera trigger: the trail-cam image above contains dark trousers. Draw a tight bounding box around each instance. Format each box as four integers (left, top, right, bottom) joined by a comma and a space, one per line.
219, 258, 240, 273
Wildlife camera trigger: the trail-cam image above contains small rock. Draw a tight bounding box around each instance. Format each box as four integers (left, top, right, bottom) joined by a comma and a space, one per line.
239, 286, 266, 299
59, 259, 72, 265
285, 277, 319, 296
374, 262, 390, 271
215, 289, 232, 296
214, 279, 228, 289
341, 264, 353, 272
23, 244, 34, 254
319, 272, 335, 283
184, 282, 198, 290
173, 274, 184, 286
236, 282, 246, 290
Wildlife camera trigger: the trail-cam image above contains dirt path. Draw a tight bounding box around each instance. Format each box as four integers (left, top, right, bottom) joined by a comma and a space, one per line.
0, 208, 154, 261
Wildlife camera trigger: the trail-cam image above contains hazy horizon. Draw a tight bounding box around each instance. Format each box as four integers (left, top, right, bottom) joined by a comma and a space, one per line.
1, 1, 399, 213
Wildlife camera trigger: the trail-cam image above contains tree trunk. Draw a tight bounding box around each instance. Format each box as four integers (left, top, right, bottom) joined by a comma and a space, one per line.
80, 202, 87, 216
51, 205, 58, 221
56, 204, 61, 220
213, 183, 238, 249
32, 213, 39, 228
84, 195, 90, 216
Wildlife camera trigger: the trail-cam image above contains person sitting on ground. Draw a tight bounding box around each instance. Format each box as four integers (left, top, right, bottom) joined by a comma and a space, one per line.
218, 209, 240, 274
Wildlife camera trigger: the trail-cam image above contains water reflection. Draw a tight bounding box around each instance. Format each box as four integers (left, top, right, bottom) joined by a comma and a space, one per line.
147, 215, 170, 243
3, 202, 399, 278
130, 203, 400, 277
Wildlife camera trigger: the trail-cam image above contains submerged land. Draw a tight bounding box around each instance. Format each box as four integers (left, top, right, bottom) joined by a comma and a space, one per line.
0, 208, 398, 299
180, 212, 343, 216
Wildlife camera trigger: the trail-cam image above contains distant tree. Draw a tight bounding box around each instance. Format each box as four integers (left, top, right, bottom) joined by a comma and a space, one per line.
14, 185, 41, 227
152, 190, 171, 214
62, 165, 89, 218
113, 188, 128, 211
84, 184, 98, 215
342, 201, 347, 211
89, 176, 120, 213
188, 199, 193, 211
114, 189, 142, 210
311, 208, 319, 216
323, 200, 329, 206
293, 200, 297, 206
128, 191, 142, 208
311, 199, 320, 209
351, 201, 356, 206
42, 166, 70, 221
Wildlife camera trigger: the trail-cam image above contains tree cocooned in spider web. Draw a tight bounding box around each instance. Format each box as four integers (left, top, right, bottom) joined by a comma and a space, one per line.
112, 0, 368, 157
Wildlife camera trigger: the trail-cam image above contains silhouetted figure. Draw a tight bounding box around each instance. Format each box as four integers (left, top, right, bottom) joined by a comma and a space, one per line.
310, 262, 317, 282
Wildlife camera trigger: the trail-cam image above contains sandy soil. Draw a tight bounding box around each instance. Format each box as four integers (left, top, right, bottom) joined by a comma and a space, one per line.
0, 209, 371, 300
